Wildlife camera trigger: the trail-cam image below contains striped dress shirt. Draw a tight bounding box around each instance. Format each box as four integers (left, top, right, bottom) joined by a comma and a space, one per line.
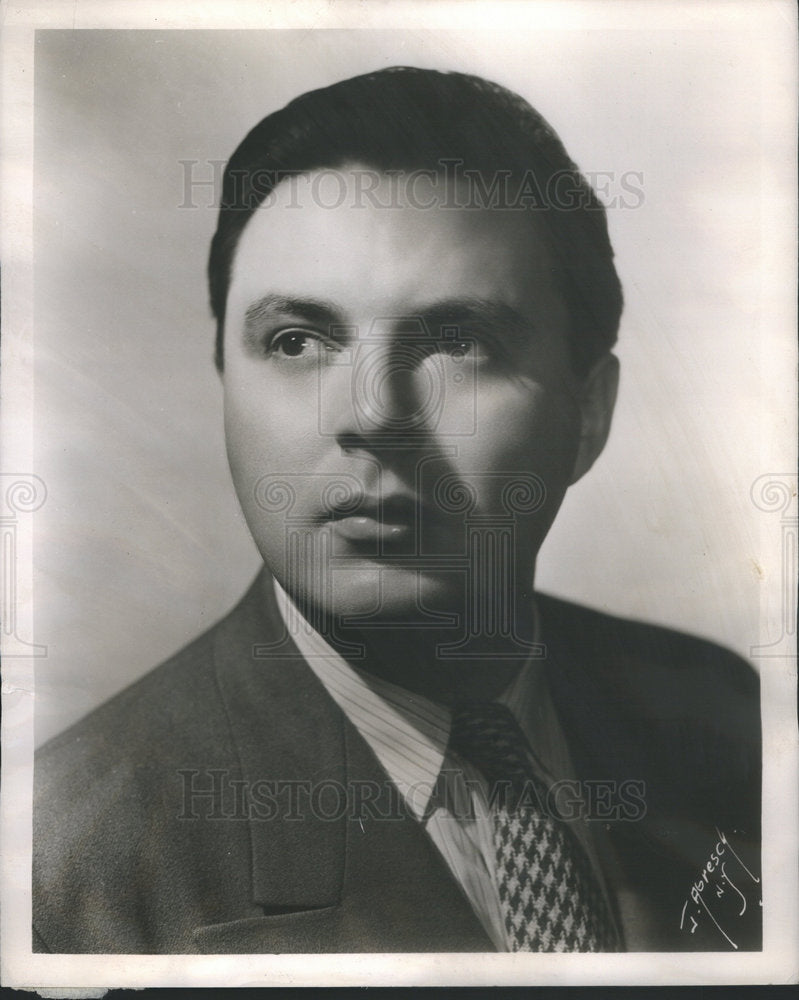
273, 579, 615, 951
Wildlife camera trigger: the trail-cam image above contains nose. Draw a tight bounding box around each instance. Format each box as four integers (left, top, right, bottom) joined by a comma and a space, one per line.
330, 339, 443, 448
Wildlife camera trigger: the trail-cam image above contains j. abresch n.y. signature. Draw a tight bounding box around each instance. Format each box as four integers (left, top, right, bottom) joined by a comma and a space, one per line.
679, 828, 761, 950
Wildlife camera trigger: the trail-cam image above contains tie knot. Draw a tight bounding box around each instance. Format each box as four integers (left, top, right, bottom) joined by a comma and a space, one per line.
448, 701, 534, 795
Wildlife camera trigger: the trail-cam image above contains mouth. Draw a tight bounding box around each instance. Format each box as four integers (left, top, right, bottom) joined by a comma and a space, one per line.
324, 495, 424, 546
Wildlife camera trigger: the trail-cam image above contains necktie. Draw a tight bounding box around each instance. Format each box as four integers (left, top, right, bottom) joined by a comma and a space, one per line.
448, 701, 618, 952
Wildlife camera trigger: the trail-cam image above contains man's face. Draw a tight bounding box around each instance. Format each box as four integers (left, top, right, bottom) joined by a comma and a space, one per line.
223, 167, 590, 626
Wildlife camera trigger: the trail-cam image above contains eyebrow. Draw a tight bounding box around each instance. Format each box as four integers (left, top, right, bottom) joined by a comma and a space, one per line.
414, 298, 536, 344
241, 293, 536, 347
243, 294, 344, 349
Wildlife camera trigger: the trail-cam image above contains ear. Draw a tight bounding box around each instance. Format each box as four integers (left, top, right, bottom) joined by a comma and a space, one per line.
569, 353, 619, 485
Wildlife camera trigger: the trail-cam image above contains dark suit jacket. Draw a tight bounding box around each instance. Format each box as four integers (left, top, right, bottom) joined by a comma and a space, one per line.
33, 572, 761, 953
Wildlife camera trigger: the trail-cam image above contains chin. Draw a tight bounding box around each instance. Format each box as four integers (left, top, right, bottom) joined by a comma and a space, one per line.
281, 563, 466, 627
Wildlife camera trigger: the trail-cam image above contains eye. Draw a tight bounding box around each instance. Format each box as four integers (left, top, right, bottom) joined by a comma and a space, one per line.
273, 330, 313, 357
443, 340, 474, 361
435, 335, 495, 364
269, 329, 326, 358
438, 326, 511, 366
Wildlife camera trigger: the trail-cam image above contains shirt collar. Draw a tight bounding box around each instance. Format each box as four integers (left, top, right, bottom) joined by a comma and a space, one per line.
272, 577, 544, 819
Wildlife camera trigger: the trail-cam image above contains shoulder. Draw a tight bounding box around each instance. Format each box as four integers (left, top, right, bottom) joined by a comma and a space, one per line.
35, 573, 281, 794
536, 593, 760, 824
536, 592, 758, 705
33, 580, 273, 951
36, 620, 222, 798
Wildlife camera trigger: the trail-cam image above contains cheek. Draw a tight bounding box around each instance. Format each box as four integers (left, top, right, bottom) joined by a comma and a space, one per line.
222, 397, 298, 580
223, 378, 318, 479
223, 389, 290, 547
464, 382, 581, 473
450, 383, 581, 531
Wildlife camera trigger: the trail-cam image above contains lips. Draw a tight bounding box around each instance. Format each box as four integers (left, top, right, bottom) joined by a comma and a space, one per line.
325, 494, 424, 546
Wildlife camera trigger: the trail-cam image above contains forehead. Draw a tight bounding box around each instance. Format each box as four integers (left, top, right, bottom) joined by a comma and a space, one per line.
227, 167, 568, 327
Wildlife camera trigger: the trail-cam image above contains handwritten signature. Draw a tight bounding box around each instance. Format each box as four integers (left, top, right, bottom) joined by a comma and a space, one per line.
679, 828, 761, 949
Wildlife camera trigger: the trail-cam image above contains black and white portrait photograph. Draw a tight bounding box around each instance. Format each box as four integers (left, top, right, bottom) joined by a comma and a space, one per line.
1, 0, 796, 990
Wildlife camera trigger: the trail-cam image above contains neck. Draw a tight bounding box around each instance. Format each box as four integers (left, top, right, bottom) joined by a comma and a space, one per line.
343, 626, 530, 704
282, 585, 539, 706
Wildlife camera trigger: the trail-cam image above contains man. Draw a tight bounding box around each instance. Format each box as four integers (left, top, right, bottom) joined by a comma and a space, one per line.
34, 67, 761, 954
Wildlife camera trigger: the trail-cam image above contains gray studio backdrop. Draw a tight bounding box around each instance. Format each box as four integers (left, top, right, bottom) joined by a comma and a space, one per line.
34, 29, 777, 745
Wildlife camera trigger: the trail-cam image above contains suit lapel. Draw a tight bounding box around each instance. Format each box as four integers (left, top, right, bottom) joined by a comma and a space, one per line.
209, 573, 346, 910
196, 572, 493, 952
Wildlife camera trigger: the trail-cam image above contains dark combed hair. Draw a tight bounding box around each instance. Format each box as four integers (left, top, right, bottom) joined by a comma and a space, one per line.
208, 66, 623, 374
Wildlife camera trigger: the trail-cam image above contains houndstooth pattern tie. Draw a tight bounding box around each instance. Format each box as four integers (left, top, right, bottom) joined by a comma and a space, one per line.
448, 701, 618, 952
